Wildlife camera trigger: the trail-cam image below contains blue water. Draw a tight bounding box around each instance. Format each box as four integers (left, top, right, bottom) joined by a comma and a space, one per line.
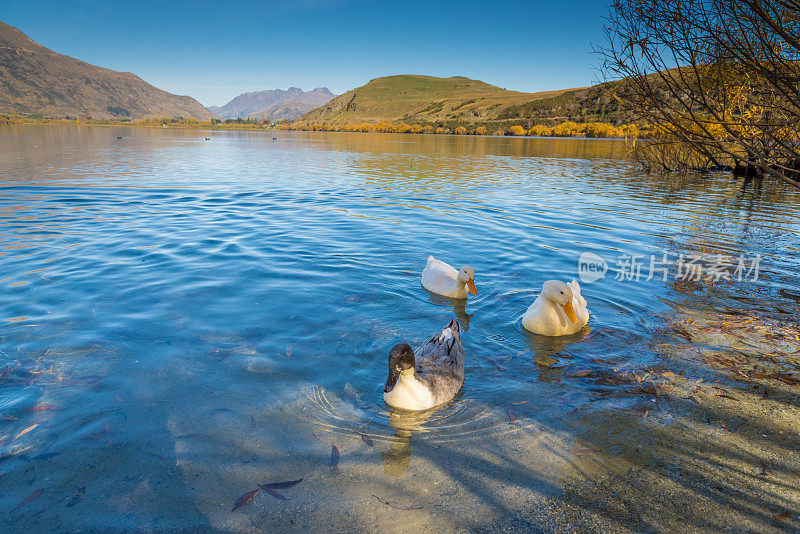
1, 126, 799, 530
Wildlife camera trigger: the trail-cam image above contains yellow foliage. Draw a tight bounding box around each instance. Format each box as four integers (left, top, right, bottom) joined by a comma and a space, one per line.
527, 125, 551, 136
8, 114, 641, 141
550, 121, 581, 137
584, 122, 623, 138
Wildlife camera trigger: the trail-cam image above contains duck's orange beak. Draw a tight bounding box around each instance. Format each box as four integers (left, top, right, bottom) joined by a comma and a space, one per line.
561, 301, 578, 324
466, 279, 477, 295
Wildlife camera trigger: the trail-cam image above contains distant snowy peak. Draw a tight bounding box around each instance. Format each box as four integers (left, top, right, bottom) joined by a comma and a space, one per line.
208, 87, 336, 120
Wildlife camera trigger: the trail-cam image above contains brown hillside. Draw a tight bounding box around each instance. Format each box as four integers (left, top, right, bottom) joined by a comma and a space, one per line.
0, 20, 213, 120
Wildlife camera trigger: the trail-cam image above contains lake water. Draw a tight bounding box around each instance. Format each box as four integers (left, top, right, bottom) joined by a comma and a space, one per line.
1, 126, 799, 532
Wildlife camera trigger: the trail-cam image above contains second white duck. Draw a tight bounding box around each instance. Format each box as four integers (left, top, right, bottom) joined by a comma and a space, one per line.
421, 256, 477, 299
522, 279, 589, 336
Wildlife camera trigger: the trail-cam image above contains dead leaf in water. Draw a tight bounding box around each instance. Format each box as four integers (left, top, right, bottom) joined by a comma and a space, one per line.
312, 432, 341, 470
356, 421, 374, 446
373, 494, 423, 510
507, 406, 517, 424
83, 421, 112, 441
770, 373, 800, 386
12, 488, 42, 511
258, 478, 302, 500
231, 488, 259, 512
247, 415, 255, 433
774, 510, 795, 521
285, 347, 292, 358
66, 486, 85, 507
358, 431, 374, 446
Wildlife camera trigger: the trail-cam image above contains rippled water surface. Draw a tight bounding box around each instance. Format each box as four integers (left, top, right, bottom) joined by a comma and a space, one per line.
1, 126, 799, 531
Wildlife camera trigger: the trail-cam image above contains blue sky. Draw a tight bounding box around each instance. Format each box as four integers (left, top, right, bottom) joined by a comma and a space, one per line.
3, 0, 611, 106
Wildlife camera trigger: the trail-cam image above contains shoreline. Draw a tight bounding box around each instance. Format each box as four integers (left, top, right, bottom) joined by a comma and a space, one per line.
0, 119, 637, 141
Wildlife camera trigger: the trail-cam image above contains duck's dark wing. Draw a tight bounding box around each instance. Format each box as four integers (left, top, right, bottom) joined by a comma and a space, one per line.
417, 319, 462, 364
416, 319, 465, 404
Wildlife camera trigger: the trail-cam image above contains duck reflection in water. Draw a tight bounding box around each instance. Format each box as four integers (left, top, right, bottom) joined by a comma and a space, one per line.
523, 326, 589, 383
380, 406, 438, 476
380, 392, 466, 475
423, 289, 473, 331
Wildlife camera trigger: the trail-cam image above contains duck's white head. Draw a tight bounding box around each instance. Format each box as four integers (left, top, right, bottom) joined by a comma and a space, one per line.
457, 266, 477, 295
384, 343, 416, 394
541, 280, 578, 324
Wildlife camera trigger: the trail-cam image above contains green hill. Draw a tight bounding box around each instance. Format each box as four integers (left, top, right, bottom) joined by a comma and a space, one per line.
296, 74, 631, 130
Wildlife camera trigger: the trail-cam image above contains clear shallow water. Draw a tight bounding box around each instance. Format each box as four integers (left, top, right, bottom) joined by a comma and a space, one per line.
1, 126, 799, 530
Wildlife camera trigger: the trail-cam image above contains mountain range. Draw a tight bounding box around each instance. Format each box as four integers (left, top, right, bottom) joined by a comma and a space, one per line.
0, 18, 629, 129
0, 21, 212, 120
208, 87, 336, 121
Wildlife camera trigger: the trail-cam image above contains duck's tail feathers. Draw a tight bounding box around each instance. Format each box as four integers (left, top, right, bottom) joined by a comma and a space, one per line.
569, 278, 581, 293
568, 279, 587, 307
427, 255, 436, 266
445, 318, 461, 334
441, 319, 462, 356
443, 319, 462, 344
419, 319, 463, 363
432, 319, 461, 344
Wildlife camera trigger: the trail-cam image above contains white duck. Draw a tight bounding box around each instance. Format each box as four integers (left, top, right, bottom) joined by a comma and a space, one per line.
522, 279, 589, 336
421, 256, 477, 299
383, 319, 465, 411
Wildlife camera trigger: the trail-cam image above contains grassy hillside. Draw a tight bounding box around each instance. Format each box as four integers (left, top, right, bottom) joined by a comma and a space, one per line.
296, 74, 633, 131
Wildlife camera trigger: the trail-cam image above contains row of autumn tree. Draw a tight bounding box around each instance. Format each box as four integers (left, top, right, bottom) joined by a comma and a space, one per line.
0, 114, 642, 139
277, 121, 643, 138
